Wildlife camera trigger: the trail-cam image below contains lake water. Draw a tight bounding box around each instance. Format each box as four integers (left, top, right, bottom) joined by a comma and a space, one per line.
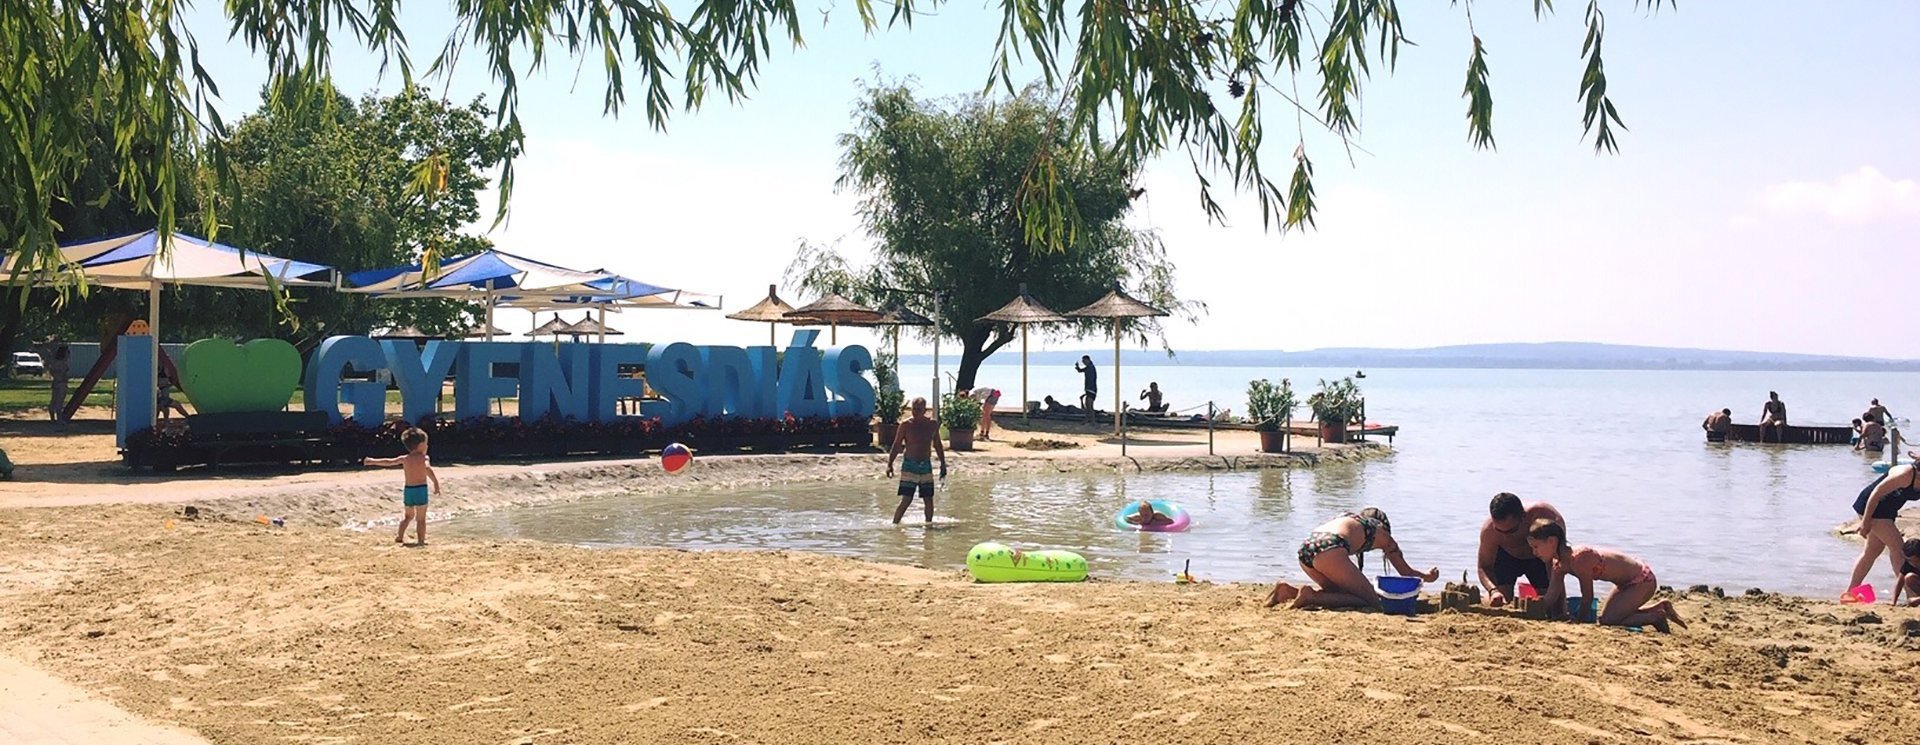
444, 365, 1920, 596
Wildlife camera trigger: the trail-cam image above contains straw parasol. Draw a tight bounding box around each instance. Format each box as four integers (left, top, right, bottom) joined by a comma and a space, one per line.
525, 313, 573, 339
978, 284, 1068, 422
726, 284, 798, 346
786, 293, 883, 344
562, 313, 623, 341
1066, 283, 1168, 433
870, 299, 933, 362
462, 321, 509, 339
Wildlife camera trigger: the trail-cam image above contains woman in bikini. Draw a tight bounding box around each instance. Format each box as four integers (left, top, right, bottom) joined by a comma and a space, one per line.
1527, 519, 1685, 632
1845, 462, 1919, 601
1265, 508, 1439, 611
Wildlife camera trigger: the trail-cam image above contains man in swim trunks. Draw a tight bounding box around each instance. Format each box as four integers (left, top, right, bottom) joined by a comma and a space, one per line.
1477, 492, 1564, 607
885, 397, 947, 524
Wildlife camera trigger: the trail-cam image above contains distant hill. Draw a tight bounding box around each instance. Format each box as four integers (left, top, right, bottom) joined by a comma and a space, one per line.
901, 342, 1920, 372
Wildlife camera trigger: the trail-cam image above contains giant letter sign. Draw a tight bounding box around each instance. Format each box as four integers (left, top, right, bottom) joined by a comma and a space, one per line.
454, 342, 520, 420
382, 340, 461, 423
304, 336, 387, 424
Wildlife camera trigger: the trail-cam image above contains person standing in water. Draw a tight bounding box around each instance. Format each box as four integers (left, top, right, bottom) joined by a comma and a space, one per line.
1701, 408, 1731, 438
885, 397, 947, 524
1073, 355, 1098, 424
1864, 398, 1890, 424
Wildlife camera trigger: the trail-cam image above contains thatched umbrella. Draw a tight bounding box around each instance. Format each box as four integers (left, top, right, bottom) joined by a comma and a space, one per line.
462, 321, 509, 339
726, 284, 798, 346
785, 293, 883, 344
562, 313, 624, 342
978, 284, 1068, 422
1066, 283, 1168, 433
525, 313, 572, 340
870, 299, 933, 362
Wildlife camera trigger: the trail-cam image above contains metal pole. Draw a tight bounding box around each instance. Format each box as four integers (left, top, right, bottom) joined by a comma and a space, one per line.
1208, 402, 1215, 455
148, 281, 160, 428
1112, 318, 1121, 435
1020, 323, 1029, 422
597, 306, 607, 344
931, 292, 942, 417
484, 291, 496, 341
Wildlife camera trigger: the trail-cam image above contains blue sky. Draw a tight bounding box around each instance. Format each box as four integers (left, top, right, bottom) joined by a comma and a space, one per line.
181, 1, 1920, 356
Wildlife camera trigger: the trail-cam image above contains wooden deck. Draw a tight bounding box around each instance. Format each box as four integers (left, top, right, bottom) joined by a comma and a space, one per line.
1014, 409, 1400, 441
1711, 423, 1855, 445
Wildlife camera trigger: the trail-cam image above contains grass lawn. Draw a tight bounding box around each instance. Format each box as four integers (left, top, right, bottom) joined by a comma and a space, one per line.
0, 377, 116, 412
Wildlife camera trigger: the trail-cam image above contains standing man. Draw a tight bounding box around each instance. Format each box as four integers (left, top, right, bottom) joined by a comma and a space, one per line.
1074, 355, 1098, 424
1477, 492, 1565, 607
1864, 398, 1890, 424
1759, 391, 1787, 442
885, 397, 947, 525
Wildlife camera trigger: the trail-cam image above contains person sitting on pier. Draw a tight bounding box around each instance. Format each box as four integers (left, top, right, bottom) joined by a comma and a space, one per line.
1138, 382, 1169, 414
1759, 392, 1787, 441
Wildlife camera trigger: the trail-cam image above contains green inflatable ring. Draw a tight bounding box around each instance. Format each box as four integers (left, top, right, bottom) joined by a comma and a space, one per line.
966, 541, 1088, 583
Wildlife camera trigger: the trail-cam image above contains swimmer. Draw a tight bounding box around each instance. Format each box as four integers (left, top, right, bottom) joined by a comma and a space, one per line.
1123, 500, 1174, 528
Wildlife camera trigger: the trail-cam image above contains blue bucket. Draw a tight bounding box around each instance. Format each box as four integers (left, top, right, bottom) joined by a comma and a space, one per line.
1376, 575, 1422, 616
1567, 596, 1599, 620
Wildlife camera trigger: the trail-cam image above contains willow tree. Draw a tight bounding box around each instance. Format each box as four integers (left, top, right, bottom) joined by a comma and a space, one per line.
2, 0, 1671, 282
788, 85, 1202, 391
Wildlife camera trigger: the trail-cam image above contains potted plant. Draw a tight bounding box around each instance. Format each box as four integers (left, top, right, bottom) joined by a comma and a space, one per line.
1307, 377, 1361, 443
1246, 378, 1296, 453
940, 391, 983, 451
872, 353, 906, 449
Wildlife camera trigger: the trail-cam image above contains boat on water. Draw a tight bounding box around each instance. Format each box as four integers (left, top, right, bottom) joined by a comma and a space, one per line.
1709, 423, 1855, 445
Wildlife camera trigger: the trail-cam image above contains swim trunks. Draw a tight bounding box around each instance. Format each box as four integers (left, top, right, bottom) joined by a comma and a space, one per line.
897, 458, 935, 500
403, 484, 430, 507
1491, 547, 1551, 591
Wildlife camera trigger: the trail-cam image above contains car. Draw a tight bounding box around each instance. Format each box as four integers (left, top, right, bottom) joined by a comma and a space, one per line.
11, 351, 45, 376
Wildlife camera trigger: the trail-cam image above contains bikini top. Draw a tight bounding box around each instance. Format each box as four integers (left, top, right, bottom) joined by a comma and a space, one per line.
1343, 513, 1385, 552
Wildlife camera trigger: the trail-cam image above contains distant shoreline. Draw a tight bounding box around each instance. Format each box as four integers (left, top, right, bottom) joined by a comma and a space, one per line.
900, 357, 1920, 373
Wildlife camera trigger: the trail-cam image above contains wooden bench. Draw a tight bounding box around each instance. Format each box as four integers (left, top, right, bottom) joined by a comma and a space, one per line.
186, 411, 333, 469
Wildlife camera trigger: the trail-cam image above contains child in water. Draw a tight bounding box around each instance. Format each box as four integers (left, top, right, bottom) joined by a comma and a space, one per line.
1123, 500, 1174, 528
1526, 519, 1685, 632
363, 427, 440, 545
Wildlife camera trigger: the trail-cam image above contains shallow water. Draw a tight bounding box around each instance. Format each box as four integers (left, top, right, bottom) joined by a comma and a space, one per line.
444, 367, 1918, 596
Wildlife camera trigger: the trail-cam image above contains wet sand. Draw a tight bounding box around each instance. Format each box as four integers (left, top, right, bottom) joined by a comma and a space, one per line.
1, 413, 1917, 743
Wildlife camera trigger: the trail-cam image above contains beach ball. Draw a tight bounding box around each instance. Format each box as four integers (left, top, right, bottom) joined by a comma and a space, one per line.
661, 443, 693, 474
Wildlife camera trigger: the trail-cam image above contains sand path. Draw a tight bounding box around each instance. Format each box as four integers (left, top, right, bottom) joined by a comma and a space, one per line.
0, 653, 212, 745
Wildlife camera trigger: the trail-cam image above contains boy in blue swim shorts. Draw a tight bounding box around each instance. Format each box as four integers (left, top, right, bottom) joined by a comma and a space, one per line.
885, 397, 947, 524
363, 427, 440, 545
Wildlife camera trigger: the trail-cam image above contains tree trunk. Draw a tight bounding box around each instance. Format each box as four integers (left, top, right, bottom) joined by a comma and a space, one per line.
954, 326, 1017, 392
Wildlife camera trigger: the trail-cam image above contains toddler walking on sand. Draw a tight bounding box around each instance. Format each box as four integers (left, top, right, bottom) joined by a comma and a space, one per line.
363, 427, 440, 545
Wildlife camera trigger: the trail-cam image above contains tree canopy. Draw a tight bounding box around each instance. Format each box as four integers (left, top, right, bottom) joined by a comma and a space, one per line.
1, 0, 1671, 278
788, 84, 1201, 391
1, 85, 509, 355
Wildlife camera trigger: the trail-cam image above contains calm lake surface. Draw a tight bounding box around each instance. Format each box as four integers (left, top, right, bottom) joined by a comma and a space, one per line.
444, 366, 1920, 596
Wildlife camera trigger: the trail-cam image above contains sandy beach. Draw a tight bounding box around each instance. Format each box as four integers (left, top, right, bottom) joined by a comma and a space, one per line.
1, 413, 1917, 744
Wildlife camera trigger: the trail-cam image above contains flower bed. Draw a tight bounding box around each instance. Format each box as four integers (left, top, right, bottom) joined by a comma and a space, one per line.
122, 412, 875, 469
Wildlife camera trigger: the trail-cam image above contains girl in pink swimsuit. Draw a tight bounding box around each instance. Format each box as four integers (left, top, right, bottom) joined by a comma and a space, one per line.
1526, 519, 1686, 632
